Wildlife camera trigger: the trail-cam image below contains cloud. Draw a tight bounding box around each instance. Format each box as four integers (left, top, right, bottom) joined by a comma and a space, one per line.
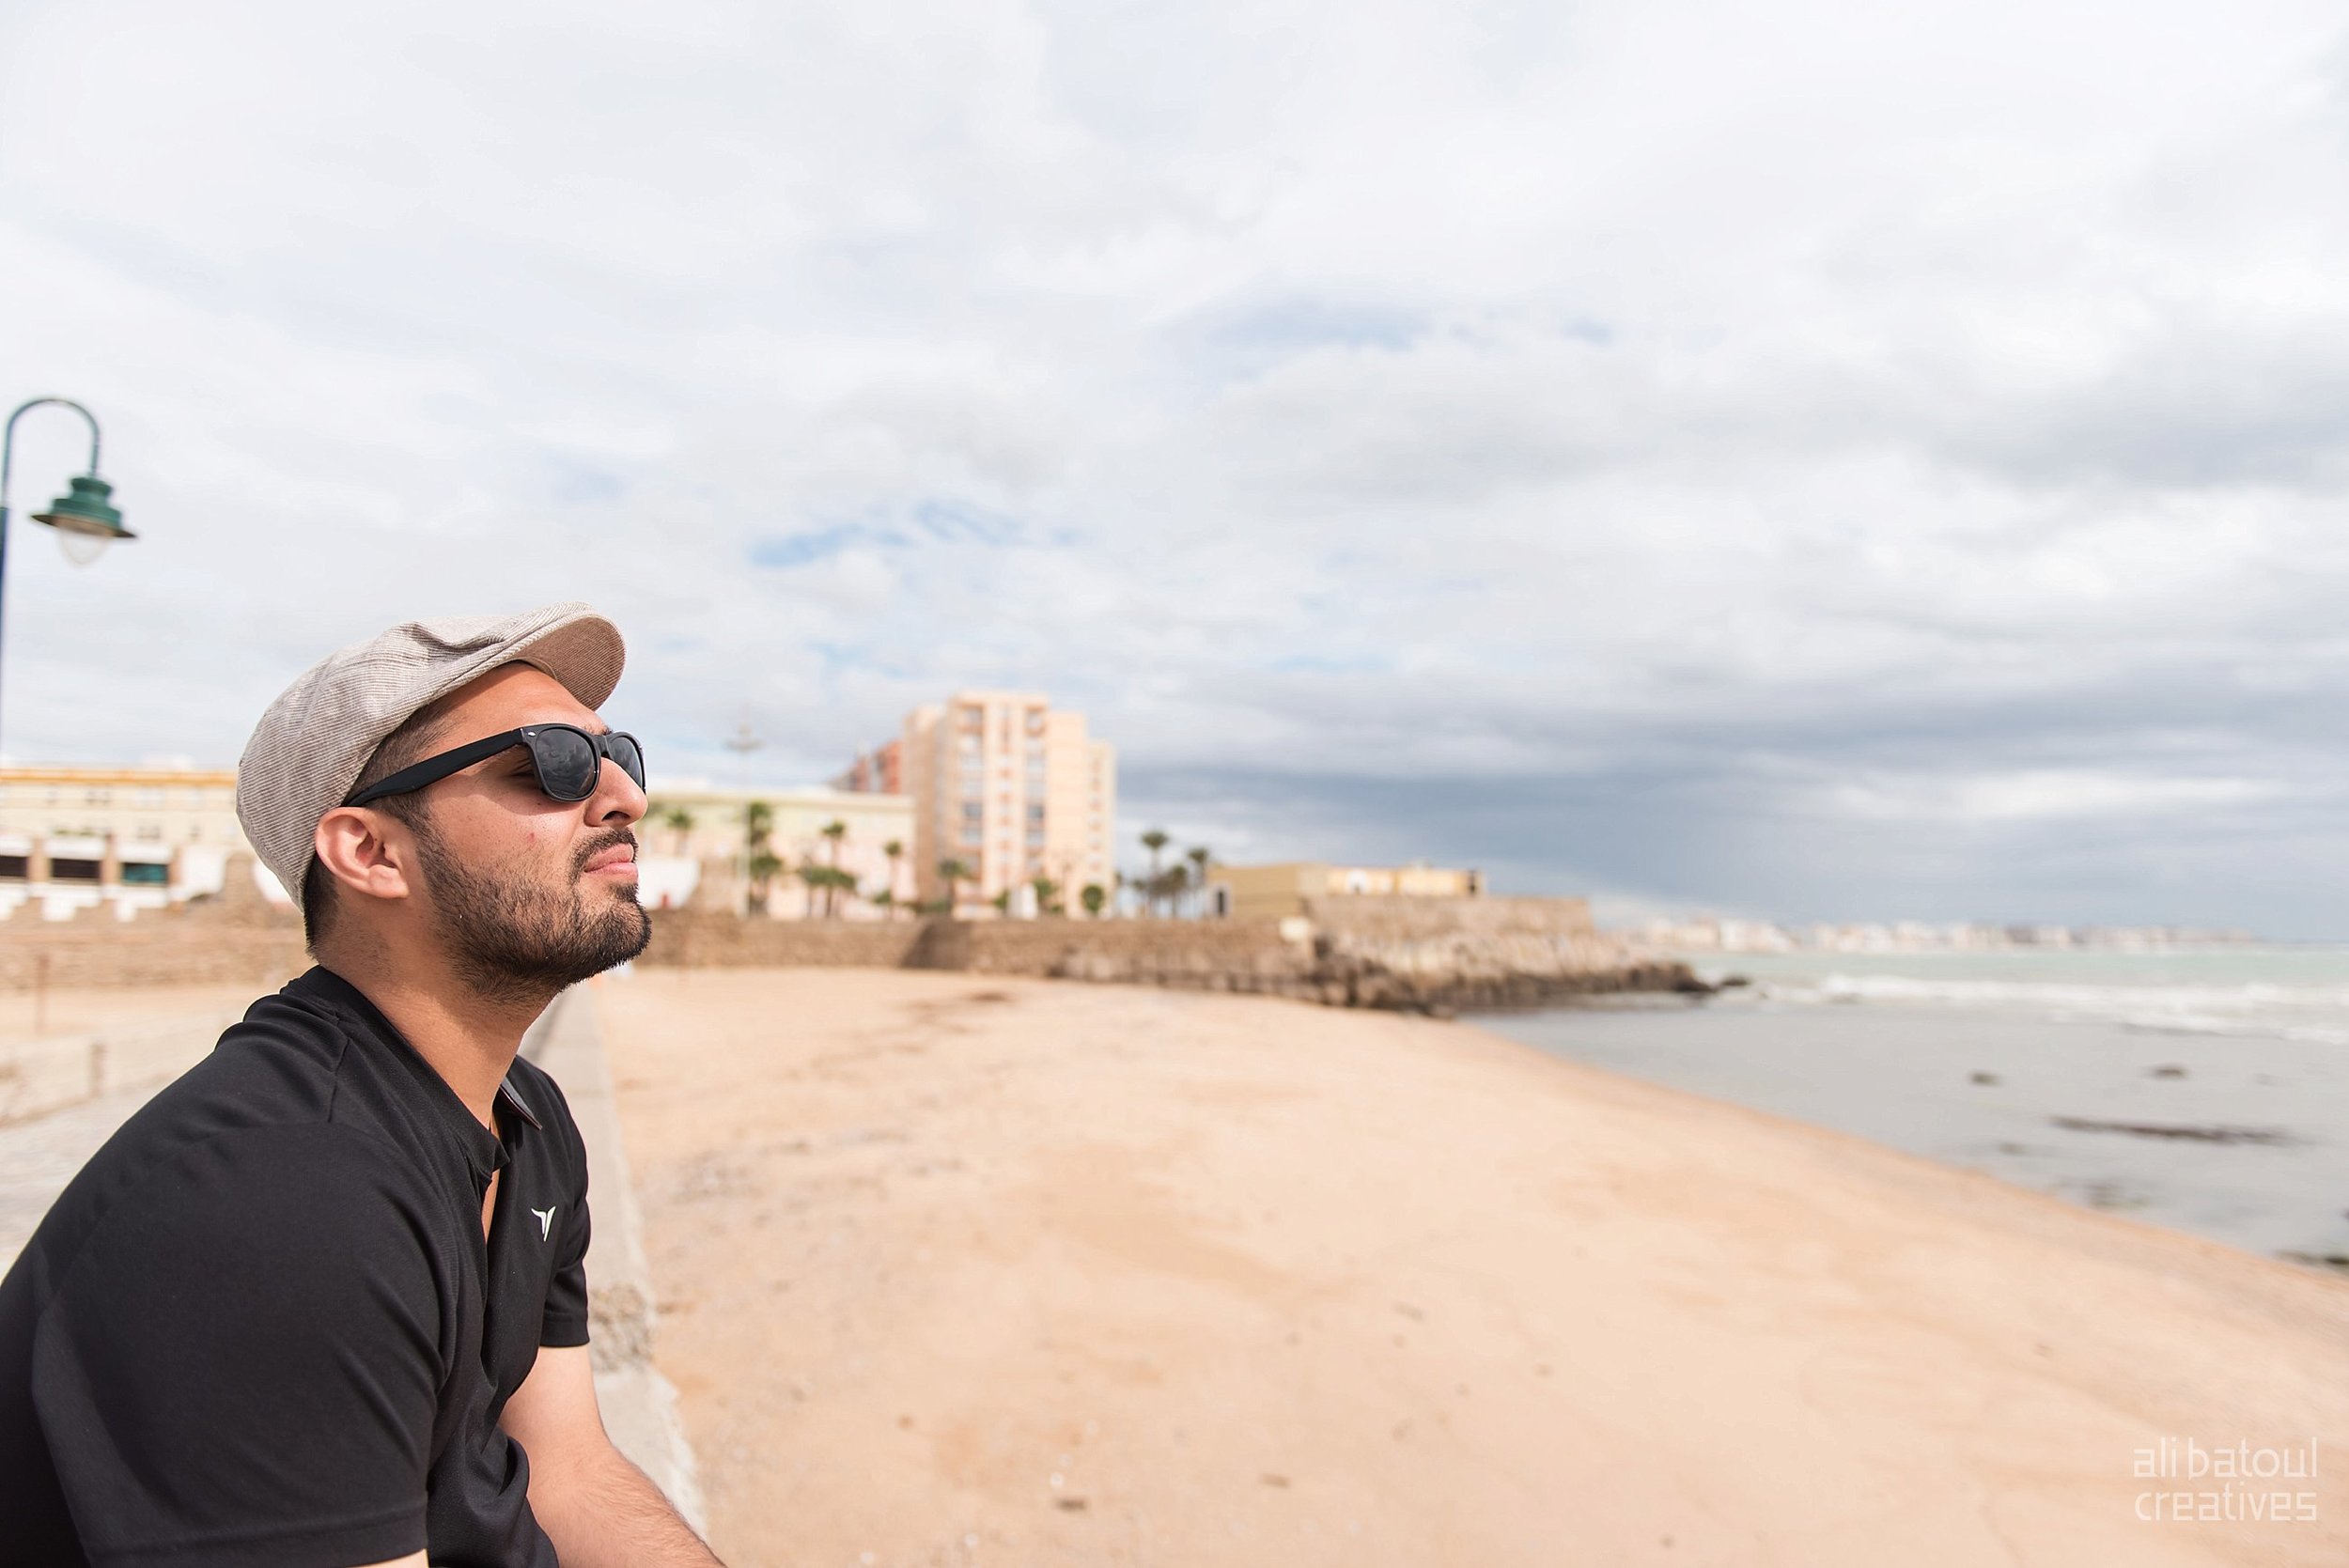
4, 0, 2349, 931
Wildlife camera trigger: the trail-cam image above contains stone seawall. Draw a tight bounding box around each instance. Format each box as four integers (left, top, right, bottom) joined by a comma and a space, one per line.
638, 909, 1699, 1012
0, 913, 305, 990
0, 855, 306, 992
0, 893, 1695, 1014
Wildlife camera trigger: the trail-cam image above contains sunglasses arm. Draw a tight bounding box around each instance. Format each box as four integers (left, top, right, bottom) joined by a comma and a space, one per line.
342, 729, 527, 808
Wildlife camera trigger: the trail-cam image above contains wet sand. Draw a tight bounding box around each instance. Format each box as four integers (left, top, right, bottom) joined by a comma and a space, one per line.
597, 968, 2349, 1568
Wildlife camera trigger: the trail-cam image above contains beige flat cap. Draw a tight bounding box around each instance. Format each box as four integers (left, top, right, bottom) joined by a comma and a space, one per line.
236, 603, 626, 898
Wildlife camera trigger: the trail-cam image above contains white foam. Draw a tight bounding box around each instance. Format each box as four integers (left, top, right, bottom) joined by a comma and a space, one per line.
1746, 971, 2349, 1046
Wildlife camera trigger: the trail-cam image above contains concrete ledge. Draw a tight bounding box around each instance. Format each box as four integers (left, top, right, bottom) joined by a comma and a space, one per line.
521, 983, 708, 1534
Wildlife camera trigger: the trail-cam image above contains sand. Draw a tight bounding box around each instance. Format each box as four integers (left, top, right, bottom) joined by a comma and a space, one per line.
596, 968, 2349, 1568
0, 982, 260, 1048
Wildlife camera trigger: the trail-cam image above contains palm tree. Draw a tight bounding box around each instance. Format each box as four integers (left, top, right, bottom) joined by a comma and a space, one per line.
1030, 875, 1061, 917
1081, 882, 1107, 918
658, 804, 696, 857
1186, 846, 1211, 918
881, 838, 905, 918
746, 851, 782, 914
1140, 829, 1170, 916
937, 857, 972, 917
742, 800, 776, 914
818, 819, 848, 917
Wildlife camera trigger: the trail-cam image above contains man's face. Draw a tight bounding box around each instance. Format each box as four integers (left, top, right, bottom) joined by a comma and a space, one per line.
393, 664, 651, 1001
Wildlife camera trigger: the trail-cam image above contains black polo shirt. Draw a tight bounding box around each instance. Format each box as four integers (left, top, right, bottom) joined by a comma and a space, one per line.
0, 967, 594, 1568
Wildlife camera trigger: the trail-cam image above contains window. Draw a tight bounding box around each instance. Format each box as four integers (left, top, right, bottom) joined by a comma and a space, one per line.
136, 788, 165, 808
120, 862, 168, 887
51, 858, 101, 883
0, 856, 26, 880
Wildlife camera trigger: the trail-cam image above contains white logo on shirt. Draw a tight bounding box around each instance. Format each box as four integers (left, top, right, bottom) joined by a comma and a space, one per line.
531, 1204, 558, 1242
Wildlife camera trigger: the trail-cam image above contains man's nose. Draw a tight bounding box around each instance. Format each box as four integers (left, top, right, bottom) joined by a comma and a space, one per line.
592, 756, 647, 825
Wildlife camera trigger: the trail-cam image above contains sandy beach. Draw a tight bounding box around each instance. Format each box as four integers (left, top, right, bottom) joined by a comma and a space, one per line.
598, 968, 2348, 1567
0, 982, 258, 1049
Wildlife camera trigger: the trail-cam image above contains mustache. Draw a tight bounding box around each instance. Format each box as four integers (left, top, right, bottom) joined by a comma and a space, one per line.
572, 827, 639, 875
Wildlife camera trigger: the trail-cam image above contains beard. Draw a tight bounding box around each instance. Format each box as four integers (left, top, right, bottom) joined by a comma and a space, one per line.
414, 822, 652, 1008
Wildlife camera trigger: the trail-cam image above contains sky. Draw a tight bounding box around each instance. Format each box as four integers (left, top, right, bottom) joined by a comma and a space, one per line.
4, 0, 2349, 934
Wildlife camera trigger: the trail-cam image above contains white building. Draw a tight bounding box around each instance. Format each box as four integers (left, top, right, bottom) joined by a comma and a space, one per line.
0, 764, 255, 921
636, 782, 915, 917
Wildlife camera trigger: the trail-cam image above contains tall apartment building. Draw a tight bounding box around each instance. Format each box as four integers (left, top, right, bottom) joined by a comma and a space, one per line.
900, 692, 1115, 912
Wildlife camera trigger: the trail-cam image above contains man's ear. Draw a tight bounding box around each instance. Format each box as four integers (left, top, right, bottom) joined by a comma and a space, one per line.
313, 806, 419, 908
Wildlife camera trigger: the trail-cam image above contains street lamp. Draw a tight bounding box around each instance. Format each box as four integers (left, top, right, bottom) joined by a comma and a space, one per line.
0, 396, 138, 755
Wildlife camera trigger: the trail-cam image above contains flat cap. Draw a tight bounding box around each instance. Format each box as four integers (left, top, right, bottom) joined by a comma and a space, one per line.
236, 603, 626, 899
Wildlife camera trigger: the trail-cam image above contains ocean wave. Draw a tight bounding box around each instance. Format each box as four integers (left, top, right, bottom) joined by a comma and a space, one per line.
1746, 972, 2349, 1042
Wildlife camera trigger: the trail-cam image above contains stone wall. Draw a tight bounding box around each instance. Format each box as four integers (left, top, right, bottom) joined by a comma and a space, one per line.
0, 888, 1690, 1015
0, 854, 306, 992
638, 909, 1700, 1013
638, 912, 929, 970
0, 912, 305, 990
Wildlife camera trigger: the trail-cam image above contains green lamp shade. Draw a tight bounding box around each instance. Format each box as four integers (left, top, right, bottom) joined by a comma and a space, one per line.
31, 474, 133, 540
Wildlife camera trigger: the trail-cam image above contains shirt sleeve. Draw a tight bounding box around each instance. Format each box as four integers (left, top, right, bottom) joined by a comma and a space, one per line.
537, 1126, 593, 1349
30, 1126, 446, 1568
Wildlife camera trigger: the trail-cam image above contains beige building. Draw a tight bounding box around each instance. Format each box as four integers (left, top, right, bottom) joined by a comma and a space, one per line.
900, 691, 1115, 913
0, 764, 254, 919
637, 783, 915, 917
1209, 861, 1486, 923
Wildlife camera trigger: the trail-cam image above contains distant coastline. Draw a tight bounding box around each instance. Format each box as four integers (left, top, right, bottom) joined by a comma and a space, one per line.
1641, 915, 2262, 955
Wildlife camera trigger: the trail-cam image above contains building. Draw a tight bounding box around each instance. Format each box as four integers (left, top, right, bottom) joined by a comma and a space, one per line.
636, 782, 914, 916
901, 691, 1115, 913
1209, 861, 1486, 923
0, 764, 253, 920
831, 738, 902, 796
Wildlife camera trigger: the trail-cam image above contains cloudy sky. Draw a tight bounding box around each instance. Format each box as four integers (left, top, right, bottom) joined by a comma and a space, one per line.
4, 0, 2348, 933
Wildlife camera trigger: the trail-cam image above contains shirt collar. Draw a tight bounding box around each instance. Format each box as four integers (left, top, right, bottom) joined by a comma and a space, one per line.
290, 966, 537, 1180
499, 1077, 543, 1130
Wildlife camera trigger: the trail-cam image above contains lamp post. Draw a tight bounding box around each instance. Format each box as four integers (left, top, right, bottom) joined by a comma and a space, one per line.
0, 397, 137, 758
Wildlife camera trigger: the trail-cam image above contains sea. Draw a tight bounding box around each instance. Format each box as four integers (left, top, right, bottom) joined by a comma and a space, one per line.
1480, 948, 2349, 1269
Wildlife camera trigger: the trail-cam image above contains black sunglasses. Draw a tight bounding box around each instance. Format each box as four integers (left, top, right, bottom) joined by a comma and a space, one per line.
345, 723, 647, 808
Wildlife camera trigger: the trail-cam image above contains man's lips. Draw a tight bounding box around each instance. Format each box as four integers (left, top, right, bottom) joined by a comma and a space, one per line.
582, 845, 638, 877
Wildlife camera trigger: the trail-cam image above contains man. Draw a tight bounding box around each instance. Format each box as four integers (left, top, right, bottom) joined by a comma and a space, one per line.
0, 604, 723, 1567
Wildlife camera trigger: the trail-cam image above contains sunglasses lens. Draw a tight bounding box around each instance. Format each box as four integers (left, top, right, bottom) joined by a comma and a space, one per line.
608, 734, 646, 789
534, 728, 601, 800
